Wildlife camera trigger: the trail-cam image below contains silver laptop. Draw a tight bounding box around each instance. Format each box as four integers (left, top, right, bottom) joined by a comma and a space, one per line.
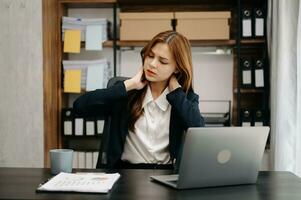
150, 127, 270, 189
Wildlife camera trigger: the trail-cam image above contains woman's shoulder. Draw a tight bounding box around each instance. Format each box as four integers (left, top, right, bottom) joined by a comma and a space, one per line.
187, 89, 199, 100
108, 77, 129, 88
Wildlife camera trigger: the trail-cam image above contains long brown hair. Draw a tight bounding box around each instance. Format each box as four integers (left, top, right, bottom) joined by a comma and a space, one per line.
128, 30, 194, 132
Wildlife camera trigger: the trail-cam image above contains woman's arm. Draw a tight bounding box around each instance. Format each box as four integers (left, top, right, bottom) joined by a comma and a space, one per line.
73, 68, 147, 117
166, 88, 205, 128
72, 81, 128, 117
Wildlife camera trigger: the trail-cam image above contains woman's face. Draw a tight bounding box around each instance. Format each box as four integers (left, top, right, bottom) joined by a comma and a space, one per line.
143, 42, 177, 83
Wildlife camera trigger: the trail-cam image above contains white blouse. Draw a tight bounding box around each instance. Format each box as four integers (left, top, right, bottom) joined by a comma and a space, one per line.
121, 86, 171, 164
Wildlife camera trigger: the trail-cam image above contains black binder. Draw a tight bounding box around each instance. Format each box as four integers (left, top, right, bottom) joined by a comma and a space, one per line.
241, 109, 252, 126
62, 108, 73, 136
254, 8, 265, 38
253, 109, 266, 126
241, 8, 253, 38
254, 58, 265, 88
241, 58, 253, 88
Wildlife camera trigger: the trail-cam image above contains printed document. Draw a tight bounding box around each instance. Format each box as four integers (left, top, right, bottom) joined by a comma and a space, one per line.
37, 172, 120, 193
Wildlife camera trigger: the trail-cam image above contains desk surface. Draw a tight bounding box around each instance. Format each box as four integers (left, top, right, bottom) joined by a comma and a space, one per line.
0, 168, 301, 200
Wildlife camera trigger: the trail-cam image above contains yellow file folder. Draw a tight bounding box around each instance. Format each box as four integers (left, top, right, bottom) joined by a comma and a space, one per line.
64, 30, 81, 53
64, 69, 81, 93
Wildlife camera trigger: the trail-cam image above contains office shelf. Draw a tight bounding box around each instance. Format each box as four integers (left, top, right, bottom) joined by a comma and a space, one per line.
118, 40, 237, 47
59, 0, 116, 8
43, 0, 271, 166
240, 39, 265, 44
63, 135, 102, 138
233, 88, 265, 94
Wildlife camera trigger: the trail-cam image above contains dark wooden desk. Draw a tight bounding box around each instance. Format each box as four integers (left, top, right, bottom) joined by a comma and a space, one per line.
0, 168, 301, 200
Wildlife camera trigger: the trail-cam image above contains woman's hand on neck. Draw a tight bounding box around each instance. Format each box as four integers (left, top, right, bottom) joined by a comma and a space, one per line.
168, 75, 181, 91
124, 68, 148, 91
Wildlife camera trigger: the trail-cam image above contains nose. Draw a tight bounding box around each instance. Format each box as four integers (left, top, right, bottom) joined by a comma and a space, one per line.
150, 58, 158, 68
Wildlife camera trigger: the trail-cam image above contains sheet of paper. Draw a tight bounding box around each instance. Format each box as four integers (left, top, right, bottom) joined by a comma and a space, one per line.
86, 25, 103, 50
37, 172, 120, 193
64, 29, 81, 53
64, 69, 81, 93
62, 17, 107, 42
86, 64, 104, 91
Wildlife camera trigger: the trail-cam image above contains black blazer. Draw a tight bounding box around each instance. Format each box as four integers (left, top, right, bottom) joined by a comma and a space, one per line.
73, 81, 204, 168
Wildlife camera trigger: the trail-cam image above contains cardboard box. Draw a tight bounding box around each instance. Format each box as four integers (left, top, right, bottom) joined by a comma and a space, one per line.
175, 12, 231, 40
119, 12, 173, 40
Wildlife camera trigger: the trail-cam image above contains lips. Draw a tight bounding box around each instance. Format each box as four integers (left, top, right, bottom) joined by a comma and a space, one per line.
146, 69, 156, 76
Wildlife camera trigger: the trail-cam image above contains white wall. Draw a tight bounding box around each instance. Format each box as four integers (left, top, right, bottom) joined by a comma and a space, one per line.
0, 0, 43, 167
192, 48, 233, 114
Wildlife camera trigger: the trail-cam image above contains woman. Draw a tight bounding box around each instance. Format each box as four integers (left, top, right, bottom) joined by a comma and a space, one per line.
73, 30, 204, 169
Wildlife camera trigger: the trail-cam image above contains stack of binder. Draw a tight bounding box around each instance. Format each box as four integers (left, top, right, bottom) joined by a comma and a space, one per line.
239, 6, 268, 128
241, 57, 266, 89
62, 16, 108, 42
62, 108, 105, 136
62, 59, 112, 93
240, 108, 268, 126
241, 8, 265, 38
62, 17, 110, 52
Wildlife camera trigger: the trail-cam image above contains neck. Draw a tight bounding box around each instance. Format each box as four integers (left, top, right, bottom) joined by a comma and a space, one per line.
149, 81, 168, 100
